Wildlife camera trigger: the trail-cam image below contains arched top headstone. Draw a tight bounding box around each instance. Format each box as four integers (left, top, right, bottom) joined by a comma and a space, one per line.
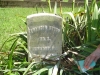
27, 13, 62, 62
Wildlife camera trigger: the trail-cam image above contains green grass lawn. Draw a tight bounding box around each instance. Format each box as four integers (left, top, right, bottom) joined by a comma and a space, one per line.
0, 7, 83, 51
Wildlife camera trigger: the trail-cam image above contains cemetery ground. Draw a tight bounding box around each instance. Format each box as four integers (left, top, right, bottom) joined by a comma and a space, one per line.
0, 1, 100, 74
0, 7, 83, 75
0, 7, 80, 50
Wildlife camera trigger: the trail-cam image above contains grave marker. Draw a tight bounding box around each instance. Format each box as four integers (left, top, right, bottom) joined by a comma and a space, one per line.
27, 13, 62, 62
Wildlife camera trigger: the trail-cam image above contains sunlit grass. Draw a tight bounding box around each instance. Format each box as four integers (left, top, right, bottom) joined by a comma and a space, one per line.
0, 7, 82, 51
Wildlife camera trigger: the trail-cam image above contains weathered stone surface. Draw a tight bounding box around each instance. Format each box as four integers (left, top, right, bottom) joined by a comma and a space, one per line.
27, 13, 62, 62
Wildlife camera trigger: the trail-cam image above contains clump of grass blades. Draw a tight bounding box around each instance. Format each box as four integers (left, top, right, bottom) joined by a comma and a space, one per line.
63, 0, 100, 74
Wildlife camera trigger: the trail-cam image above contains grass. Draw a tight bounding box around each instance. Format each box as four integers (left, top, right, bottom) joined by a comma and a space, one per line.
0, 6, 87, 75
0, 7, 82, 51
0, 0, 100, 74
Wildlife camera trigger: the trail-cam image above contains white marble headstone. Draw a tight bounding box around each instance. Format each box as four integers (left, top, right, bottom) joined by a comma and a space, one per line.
27, 13, 62, 62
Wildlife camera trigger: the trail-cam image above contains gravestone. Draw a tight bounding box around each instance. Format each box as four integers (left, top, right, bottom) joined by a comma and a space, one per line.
27, 13, 62, 62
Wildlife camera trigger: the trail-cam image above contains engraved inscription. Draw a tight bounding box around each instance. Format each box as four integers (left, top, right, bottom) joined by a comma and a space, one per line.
39, 37, 51, 42
27, 13, 62, 62
31, 46, 55, 51
28, 25, 60, 34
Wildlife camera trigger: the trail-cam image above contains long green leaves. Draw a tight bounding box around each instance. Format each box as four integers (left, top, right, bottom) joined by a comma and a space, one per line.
62, 1, 100, 74
23, 62, 37, 75
48, 0, 52, 13
91, 3, 99, 41
85, 0, 100, 43
63, 12, 82, 45
8, 37, 19, 74
32, 67, 49, 75
85, 0, 91, 42
63, 0, 100, 46
54, 1, 57, 14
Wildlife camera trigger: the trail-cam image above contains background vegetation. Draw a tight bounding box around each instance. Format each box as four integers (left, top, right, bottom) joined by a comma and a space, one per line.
0, 0, 100, 75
